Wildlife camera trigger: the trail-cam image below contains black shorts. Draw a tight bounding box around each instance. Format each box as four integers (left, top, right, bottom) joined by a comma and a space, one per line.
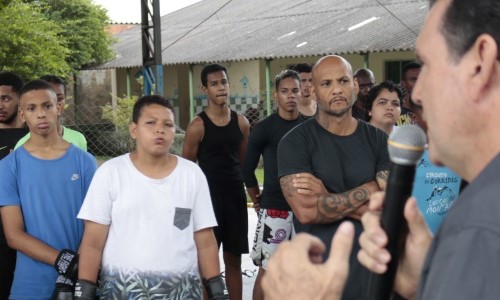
210, 188, 249, 255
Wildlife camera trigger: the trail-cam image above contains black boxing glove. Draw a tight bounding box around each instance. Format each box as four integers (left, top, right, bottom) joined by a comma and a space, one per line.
74, 280, 97, 300
55, 249, 78, 279
52, 274, 75, 300
203, 275, 229, 300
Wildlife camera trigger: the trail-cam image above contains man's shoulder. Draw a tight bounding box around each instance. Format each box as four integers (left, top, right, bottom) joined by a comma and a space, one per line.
281, 117, 315, 139
63, 126, 85, 138
0, 149, 17, 169
253, 113, 278, 129
358, 120, 388, 139
185, 116, 204, 133
67, 144, 96, 165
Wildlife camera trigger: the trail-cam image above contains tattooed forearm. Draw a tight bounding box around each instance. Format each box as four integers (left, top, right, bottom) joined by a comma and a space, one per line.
316, 184, 371, 223
280, 174, 379, 224
376, 170, 389, 190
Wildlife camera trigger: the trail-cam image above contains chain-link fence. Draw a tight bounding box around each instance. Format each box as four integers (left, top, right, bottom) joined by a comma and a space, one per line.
61, 100, 267, 166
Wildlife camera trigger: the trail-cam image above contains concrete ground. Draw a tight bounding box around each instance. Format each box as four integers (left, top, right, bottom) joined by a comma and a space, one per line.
219, 208, 258, 300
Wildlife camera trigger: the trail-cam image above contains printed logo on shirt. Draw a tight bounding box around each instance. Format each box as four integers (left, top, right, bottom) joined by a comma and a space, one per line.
71, 174, 80, 181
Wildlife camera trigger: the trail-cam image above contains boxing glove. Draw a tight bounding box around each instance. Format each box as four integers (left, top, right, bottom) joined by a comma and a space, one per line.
74, 280, 97, 300
55, 249, 78, 279
203, 275, 229, 300
52, 274, 75, 300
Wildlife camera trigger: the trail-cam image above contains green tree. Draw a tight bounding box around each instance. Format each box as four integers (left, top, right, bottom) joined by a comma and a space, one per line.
101, 95, 137, 152
0, 0, 115, 79
0, 0, 71, 80
37, 0, 115, 71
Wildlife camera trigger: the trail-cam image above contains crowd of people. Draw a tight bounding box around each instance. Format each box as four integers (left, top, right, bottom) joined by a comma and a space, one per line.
1, 0, 499, 299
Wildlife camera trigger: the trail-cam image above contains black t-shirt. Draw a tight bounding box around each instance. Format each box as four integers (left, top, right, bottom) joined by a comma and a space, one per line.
277, 118, 390, 300
0, 127, 29, 160
242, 113, 307, 210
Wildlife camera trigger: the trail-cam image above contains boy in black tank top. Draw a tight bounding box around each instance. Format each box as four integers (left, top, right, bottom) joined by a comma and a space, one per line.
183, 63, 250, 300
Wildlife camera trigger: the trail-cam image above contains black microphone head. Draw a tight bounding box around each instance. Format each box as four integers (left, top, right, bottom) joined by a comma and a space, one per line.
388, 124, 426, 166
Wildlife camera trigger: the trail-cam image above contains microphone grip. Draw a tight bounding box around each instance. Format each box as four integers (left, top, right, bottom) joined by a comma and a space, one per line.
368, 163, 417, 300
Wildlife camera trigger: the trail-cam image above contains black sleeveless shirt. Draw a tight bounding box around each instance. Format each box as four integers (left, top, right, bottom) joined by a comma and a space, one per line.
197, 110, 244, 191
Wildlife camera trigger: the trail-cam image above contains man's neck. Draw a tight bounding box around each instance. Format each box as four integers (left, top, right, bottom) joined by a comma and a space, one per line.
206, 102, 229, 116
129, 151, 177, 179
23, 130, 68, 159
298, 98, 316, 117
278, 108, 300, 121
205, 103, 231, 126
299, 96, 312, 106
354, 99, 366, 110
403, 95, 413, 111
370, 121, 392, 135
0, 123, 16, 129
0, 118, 24, 129
316, 111, 357, 136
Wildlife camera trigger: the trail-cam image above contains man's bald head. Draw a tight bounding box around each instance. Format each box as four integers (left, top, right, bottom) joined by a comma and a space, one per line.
312, 55, 353, 82
311, 55, 358, 118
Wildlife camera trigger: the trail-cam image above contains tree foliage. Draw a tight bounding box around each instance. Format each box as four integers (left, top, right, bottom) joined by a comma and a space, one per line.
37, 0, 115, 71
0, 0, 115, 80
0, 0, 71, 80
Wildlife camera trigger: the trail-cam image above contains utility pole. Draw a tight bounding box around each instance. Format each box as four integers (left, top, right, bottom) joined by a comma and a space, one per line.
140, 0, 163, 96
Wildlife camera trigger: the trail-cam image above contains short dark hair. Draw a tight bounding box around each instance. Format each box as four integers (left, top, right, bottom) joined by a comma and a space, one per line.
40, 75, 66, 93
19, 79, 56, 98
366, 81, 403, 111
275, 70, 300, 89
132, 95, 174, 123
401, 62, 421, 80
430, 0, 500, 61
290, 63, 312, 74
0, 72, 24, 93
201, 64, 228, 87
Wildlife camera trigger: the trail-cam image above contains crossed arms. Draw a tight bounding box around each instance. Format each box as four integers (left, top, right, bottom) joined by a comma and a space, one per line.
280, 171, 388, 224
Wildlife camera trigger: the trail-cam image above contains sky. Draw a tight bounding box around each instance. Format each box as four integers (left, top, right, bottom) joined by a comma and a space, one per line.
92, 0, 202, 23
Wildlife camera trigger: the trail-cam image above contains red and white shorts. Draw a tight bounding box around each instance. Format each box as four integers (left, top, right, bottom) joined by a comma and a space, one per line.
249, 208, 294, 269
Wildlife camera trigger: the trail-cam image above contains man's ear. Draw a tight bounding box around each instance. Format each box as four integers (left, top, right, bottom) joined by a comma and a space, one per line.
311, 85, 316, 100
19, 108, 25, 123
56, 100, 64, 117
465, 34, 498, 102
129, 122, 137, 140
353, 78, 359, 96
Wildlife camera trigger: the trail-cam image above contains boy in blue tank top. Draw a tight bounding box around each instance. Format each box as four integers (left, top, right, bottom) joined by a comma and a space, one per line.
0, 80, 97, 300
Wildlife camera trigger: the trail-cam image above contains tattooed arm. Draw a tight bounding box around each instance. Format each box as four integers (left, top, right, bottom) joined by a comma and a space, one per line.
376, 170, 389, 191
348, 170, 389, 220
280, 174, 380, 224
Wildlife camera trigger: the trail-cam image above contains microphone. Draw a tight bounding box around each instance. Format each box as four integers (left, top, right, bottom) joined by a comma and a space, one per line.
368, 124, 426, 300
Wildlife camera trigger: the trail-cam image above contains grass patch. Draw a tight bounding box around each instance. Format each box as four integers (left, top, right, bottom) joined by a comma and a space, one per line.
254, 168, 264, 186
